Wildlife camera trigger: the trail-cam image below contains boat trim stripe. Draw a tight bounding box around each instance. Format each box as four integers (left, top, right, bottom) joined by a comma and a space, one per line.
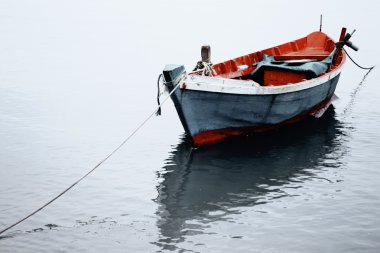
181, 55, 345, 95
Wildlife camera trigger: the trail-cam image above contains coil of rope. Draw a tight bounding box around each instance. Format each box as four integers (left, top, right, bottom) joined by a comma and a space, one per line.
191, 61, 216, 76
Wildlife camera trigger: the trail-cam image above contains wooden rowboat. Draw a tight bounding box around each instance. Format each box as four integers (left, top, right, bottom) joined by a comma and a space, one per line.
162, 28, 355, 147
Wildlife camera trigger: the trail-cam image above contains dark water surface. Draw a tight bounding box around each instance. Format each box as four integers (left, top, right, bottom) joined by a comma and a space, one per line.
1, 1, 380, 252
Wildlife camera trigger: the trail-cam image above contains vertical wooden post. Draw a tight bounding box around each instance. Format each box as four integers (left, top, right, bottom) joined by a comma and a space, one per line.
332, 27, 347, 66
201, 45, 211, 63
339, 27, 347, 43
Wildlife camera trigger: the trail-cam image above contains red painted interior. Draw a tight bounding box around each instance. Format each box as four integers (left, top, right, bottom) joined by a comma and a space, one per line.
196, 31, 344, 86
263, 69, 307, 86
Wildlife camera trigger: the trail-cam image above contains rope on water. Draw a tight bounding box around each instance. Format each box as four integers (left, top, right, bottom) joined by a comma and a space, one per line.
0, 78, 183, 236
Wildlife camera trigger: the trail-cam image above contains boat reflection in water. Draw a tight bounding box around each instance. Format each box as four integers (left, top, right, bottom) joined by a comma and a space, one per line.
154, 108, 348, 250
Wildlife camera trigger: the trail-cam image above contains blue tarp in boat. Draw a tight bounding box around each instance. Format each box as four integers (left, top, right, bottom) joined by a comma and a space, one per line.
250, 49, 336, 80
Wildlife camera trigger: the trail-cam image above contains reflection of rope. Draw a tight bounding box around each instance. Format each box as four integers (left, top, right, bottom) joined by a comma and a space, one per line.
343, 67, 373, 116
340, 47, 374, 116
343, 48, 375, 70
0, 80, 183, 237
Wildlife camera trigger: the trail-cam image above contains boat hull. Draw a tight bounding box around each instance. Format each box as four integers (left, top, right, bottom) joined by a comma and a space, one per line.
170, 74, 341, 147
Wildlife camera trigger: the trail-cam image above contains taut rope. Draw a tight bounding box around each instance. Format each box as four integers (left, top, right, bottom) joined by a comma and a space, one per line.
0, 78, 183, 236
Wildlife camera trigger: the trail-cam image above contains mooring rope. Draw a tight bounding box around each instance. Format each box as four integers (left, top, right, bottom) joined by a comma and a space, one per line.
0, 79, 183, 236
340, 47, 375, 116
343, 48, 375, 70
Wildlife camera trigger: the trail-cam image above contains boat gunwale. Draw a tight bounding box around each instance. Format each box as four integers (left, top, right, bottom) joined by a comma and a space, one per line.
180, 31, 346, 96
181, 55, 345, 95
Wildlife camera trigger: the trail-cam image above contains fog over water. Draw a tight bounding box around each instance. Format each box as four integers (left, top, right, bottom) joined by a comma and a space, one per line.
0, 0, 380, 252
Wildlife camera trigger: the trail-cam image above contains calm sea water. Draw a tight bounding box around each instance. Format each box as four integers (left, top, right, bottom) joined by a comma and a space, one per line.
1, 1, 380, 252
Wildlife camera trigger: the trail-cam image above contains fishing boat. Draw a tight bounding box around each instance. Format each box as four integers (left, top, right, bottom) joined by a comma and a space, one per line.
161, 28, 358, 147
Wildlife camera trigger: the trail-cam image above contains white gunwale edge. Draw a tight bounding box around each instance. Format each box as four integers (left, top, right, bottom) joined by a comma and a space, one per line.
181, 60, 345, 95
